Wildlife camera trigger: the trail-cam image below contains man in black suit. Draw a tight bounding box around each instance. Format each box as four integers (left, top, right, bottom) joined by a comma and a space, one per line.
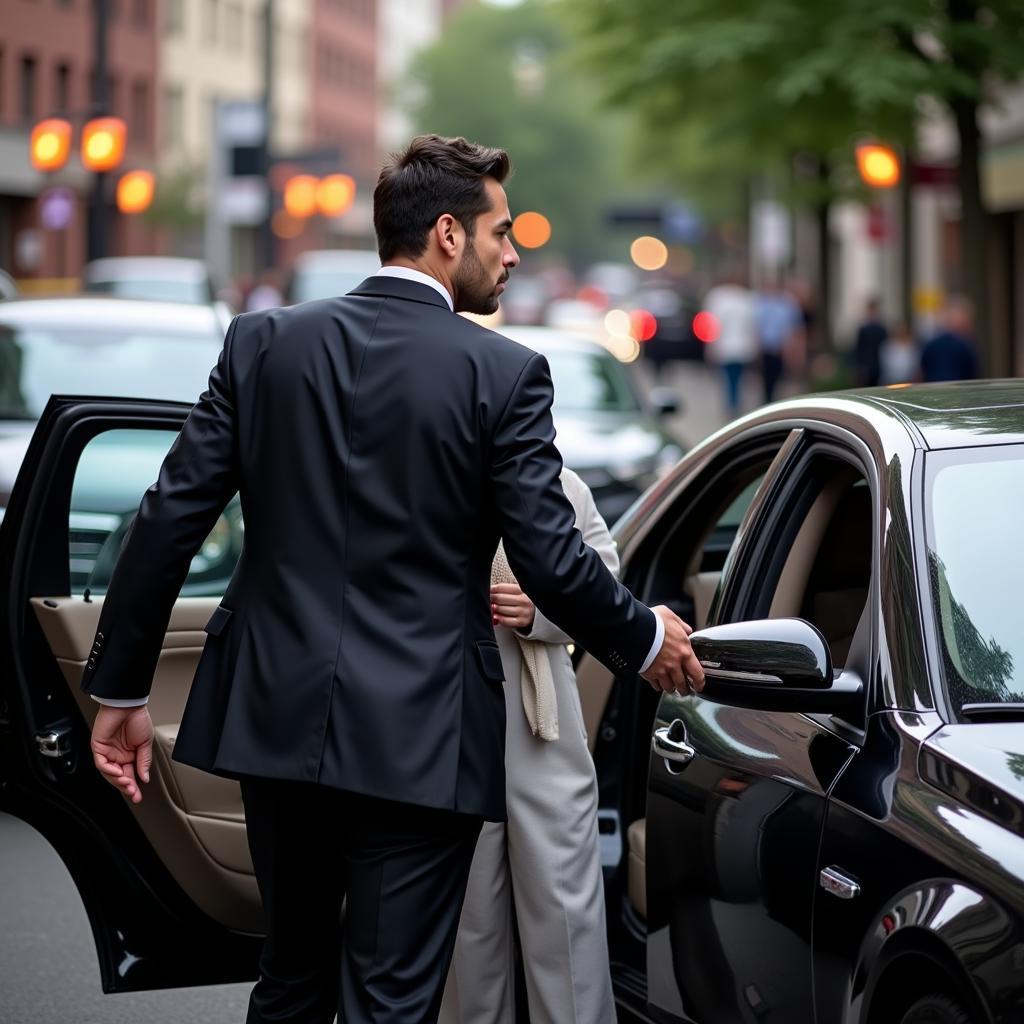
82, 135, 703, 1024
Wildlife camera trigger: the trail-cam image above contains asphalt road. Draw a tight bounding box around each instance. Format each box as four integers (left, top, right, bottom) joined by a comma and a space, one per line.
0, 811, 251, 1024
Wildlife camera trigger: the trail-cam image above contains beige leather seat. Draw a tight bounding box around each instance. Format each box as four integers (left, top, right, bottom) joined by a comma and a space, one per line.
627, 818, 646, 918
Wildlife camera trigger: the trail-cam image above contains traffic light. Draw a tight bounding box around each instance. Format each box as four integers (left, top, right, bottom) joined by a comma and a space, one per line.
116, 170, 155, 214
82, 116, 127, 173
316, 174, 356, 217
283, 174, 319, 219
30, 119, 72, 172
856, 143, 900, 188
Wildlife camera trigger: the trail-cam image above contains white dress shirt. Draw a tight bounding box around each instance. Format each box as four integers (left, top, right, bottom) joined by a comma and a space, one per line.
93, 268, 662, 705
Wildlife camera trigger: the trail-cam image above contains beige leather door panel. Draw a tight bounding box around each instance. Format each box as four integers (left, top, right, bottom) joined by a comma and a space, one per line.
575, 652, 615, 754
31, 596, 262, 934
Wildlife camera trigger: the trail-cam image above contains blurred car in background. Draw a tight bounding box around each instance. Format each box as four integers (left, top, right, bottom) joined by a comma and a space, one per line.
0, 269, 18, 301
629, 281, 704, 370
500, 326, 684, 525
284, 248, 380, 304
0, 295, 238, 593
83, 257, 219, 306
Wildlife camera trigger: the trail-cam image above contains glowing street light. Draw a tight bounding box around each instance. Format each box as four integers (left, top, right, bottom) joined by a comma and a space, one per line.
856, 143, 900, 188
283, 175, 319, 219
630, 235, 668, 271
316, 174, 356, 217
30, 119, 72, 172
116, 170, 155, 214
81, 117, 127, 173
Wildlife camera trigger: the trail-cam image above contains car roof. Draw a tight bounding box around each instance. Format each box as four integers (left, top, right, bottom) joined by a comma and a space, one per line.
733, 380, 1024, 452
497, 325, 613, 357
0, 295, 223, 333
293, 249, 380, 270
83, 257, 211, 281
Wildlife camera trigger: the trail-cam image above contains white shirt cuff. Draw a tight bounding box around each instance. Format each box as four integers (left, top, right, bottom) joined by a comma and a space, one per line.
91, 695, 149, 707
638, 612, 665, 674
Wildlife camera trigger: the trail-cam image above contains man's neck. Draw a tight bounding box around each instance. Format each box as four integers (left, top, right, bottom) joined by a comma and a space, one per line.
383, 258, 454, 303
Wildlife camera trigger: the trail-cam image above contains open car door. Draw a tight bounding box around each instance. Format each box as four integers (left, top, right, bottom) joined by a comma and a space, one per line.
0, 396, 261, 993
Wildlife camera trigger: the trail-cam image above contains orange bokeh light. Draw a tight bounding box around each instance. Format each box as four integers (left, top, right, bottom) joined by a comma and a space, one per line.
512, 211, 551, 249
116, 170, 155, 214
82, 117, 126, 173
30, 119, 72, 172
317, 174, 356, 217
283, 175, 319, 219
856, 143, 900, 188
630, 235, 668, 271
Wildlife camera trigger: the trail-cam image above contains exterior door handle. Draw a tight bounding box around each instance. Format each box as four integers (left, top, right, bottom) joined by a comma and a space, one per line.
819, 866, 860, 900
653, 721, 696, 767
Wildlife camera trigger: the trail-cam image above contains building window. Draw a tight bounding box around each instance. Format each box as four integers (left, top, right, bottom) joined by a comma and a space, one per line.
164, 0, 183, 35
203, 0, 219, 46
163, 83, 183, 149
55, 62, 71, 112
19, 55, 37, 124
225, 1, 242, 51
131, 79, 148, 147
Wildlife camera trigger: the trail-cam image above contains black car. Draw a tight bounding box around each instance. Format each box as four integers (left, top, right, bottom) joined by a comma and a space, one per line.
1, 382, 1023, 1023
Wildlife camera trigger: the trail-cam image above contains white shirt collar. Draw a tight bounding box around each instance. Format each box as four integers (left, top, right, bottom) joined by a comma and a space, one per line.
374, 266, 454, 311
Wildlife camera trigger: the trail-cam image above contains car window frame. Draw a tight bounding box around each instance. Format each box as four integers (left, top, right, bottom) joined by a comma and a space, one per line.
717, 427, 883, 737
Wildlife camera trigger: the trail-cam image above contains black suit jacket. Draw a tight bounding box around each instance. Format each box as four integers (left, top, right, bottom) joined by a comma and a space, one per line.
81, 276, 656, 819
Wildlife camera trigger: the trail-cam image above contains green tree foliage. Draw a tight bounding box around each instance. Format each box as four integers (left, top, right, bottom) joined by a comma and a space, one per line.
405, 0, 632, 267
570, 0, 1024, 366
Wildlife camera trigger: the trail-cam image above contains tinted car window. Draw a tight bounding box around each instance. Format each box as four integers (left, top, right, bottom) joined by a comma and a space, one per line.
545, 350, 641, 414
72, 428, 242, 596
0, 322, 220, 418
926, 446, 1024, 713
86, 279, 210, 304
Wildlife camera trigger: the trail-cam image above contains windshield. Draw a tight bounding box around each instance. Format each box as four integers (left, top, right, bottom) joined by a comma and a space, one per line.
926, 446, 1024, 715
545, 350, 641, 414
86, 278, 210, 303
0, 321, 221, 419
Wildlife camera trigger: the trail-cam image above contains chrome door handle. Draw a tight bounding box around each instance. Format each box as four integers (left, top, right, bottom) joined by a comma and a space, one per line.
653, 721, 696, 766
819, 866, 860, 900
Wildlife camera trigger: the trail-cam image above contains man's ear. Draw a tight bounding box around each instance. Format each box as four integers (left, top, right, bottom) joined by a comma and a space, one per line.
435, 213, 462, 259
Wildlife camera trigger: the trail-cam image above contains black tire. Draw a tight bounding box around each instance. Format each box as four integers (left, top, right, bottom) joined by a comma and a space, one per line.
900, 993, 974, 1024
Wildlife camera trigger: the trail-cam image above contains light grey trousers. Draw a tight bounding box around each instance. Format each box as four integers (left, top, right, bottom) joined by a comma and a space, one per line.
438, 635, 616, 1024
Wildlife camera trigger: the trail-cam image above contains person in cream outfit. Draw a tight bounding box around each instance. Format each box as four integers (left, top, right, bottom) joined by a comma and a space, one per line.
440, 465, 619, 1024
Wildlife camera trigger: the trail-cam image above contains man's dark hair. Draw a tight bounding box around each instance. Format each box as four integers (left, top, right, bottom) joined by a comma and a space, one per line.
373, 134, 511, 261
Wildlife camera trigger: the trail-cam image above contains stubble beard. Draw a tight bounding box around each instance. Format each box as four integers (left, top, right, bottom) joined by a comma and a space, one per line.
453, 239, 504, 316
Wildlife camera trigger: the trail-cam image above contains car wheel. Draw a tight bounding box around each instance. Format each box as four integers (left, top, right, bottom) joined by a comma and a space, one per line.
899, 994, 973, 1024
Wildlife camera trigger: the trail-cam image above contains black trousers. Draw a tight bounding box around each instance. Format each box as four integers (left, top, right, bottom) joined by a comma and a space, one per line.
240, 778, 484, 1024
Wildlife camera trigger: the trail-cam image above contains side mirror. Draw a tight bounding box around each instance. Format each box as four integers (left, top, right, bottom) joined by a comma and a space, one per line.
648, 386, 682, 417
689, 618, 862, 715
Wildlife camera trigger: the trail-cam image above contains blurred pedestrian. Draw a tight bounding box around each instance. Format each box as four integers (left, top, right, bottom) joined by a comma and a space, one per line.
921, 296, 979, 382
879, 322, 920, 385
703, 271, 757, 418
755, 278, 802, 403
440, 466, 618, 1024
853, 297, 888, 387
245, 268, 283, 311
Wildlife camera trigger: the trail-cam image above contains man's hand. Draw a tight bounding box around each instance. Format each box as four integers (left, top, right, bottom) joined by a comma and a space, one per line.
490, 582, 536, 631
91, 705, 154, 804
640, 605, 705, 695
